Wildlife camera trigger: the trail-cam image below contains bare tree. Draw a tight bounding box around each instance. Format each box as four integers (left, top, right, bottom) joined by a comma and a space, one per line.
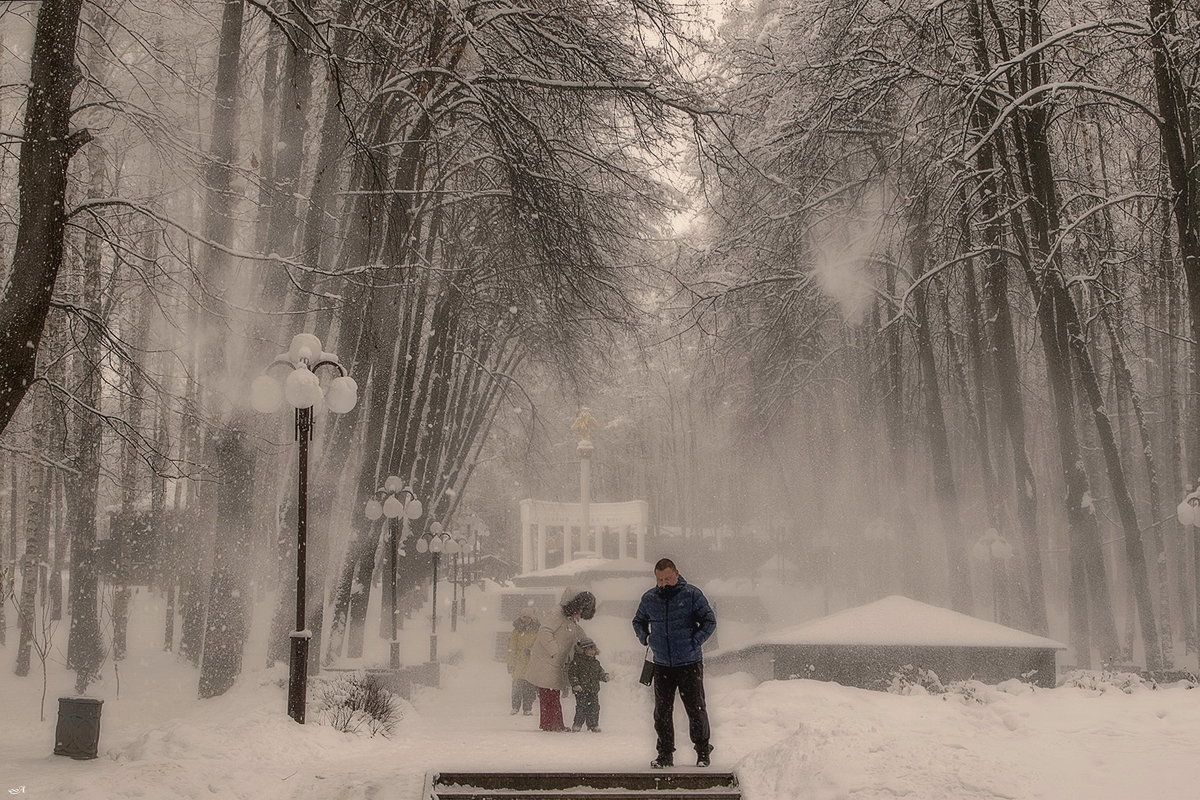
0, 0, 89, 436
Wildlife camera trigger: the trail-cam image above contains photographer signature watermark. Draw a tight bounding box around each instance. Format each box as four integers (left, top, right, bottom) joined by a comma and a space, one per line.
8, 787, 26, 795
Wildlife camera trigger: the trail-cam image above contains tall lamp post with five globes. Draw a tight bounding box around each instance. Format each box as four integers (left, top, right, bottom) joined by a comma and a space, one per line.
250, 333, 357, 724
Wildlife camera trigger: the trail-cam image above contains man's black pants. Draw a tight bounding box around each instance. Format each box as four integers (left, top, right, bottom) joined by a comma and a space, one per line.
652, 661, 710, 760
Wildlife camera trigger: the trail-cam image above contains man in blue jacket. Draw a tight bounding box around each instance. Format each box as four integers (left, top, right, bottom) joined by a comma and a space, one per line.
632, 558, 717, 769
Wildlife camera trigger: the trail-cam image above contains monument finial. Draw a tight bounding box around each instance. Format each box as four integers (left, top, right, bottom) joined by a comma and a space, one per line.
571, 407, 598, 442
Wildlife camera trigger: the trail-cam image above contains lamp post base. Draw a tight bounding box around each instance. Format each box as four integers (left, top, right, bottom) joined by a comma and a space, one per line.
390, 640, 401, 669
288, 632, 311, 724
429, 633, 438, 663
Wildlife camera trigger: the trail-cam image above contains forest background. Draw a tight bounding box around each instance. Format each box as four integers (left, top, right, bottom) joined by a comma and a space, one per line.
0, 0, 1198, 700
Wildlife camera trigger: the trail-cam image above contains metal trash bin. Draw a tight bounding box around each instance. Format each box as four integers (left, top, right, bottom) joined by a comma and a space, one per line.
53, 697, 103, 759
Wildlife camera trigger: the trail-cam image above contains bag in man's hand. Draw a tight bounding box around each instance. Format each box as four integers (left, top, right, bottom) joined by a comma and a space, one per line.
639, 647, 654, 686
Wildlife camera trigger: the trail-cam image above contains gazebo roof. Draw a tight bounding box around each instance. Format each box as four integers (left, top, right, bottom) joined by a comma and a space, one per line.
753, 595, 1066, 650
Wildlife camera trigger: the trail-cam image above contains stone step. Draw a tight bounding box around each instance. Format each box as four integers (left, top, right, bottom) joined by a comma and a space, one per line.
426, 771, 741, 800
429, 792, 742, 800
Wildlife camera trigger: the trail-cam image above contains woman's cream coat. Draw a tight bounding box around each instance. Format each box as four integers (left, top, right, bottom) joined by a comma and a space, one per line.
523, 587, 584, 691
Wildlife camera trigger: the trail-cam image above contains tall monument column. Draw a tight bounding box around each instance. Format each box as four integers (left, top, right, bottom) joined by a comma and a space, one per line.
579, 440, 592, 553
572, 407, 598, 556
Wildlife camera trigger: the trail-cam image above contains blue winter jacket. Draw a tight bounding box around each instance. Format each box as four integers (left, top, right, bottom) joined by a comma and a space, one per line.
631, 575, 717, 667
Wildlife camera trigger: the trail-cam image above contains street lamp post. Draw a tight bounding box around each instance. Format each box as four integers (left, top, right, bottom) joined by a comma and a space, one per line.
465, 518, 489, 608
1176, 487, 1200, 645
450, 548, 459, 634
810, 529, 836, 615
416, 521, 449, 662
250, 333, 358, 725
457, 515, 487, 617
364, 476, 423, 669
462, 531, 476, 616
448, 529, 466, 632
972, 528, 1014, 622
863, 516, 895, 594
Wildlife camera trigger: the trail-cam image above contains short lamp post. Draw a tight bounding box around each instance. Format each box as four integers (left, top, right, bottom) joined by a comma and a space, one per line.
448, 529, 467, 632
457, 515, 489, 616
1176, 487, 1200, 645
364, 476, 423, 669
972, 527, 1013, 622
250, 333, 358, 725
810, 529, 836, 615
415, 521, 455, 662
862, 516, 895, 594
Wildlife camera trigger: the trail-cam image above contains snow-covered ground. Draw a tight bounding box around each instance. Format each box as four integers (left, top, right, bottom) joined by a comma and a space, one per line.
3, 585, 1199, 799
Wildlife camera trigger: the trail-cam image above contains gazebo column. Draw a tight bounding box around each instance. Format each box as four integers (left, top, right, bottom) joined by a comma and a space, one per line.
537, 524, 547, 571
522, 523, 533, 574
618, 524, 628, 560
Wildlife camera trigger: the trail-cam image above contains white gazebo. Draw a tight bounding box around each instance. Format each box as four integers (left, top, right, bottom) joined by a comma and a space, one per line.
518, 498, 648, 573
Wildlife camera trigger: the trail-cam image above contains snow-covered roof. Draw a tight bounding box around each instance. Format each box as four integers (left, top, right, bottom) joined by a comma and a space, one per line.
514, 556, 652, 583
752, 595, 1066, 650
516, 556, 648, 575
755, 556, 801, 573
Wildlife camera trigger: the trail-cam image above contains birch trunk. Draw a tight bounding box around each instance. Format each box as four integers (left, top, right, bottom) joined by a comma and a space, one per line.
64, 139, 106, 691
14, 382, 53, 677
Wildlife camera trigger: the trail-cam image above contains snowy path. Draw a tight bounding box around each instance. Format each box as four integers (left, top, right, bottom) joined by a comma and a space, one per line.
278, 656, 670, 800
5, 589, 1200, 799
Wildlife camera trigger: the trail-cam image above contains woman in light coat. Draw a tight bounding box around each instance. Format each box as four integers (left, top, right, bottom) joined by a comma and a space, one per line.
524, 587, 596, 731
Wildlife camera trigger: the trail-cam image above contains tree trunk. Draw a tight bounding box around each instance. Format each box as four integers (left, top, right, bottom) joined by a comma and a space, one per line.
1101, 301, 1174, 666
114, 335, 147, 663
0, 452, 6, 646
48, 478, 63, 622
911, 213, 972, 611
291, 0, 356, 312
198, 426, 254, 698
943, 262, 1011, 623
260, 0, 314, 309
177, 385, 206, 666
1146, 0, 1200, 484
1063, 286, 1162, 669
1156, 201, 1194, 652
954, 256, 1003, 534
182, 0, 247, 672
253, 19, 282, 255
309, 109, 399, 663
991, 0, 1120, 662
0, 0, 88, 437
14, 384, 53, 677
64, 140, 107, 691
882, 260, 921, 599
963, 0, 1047, 635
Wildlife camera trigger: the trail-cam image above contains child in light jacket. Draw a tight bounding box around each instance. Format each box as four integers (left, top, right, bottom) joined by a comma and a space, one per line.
507, 605, 540, 715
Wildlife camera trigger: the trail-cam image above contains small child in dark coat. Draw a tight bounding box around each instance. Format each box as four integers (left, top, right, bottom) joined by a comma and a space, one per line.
568, 637, 609, 732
